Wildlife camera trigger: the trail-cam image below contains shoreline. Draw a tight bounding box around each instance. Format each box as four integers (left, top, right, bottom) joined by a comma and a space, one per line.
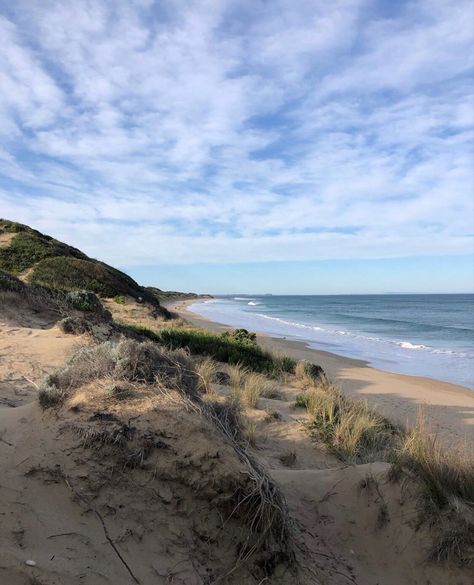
166, 298, 474, 448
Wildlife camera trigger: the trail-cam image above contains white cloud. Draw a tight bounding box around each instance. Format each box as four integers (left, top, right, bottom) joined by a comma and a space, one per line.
0, 0, 472, 268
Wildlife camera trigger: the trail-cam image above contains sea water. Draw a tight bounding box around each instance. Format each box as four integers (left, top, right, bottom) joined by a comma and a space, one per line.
188, 294, 474, 389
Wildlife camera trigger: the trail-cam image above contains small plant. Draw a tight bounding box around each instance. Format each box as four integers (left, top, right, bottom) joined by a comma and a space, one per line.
391, 415, 474, 511
243, 373, 268, 408
222, 328, 257, 344
295, 393, 311, 408
245, 420, 258, 447
196, 357, 218, 395
38, 383, 65, 408
264, 410, 282, 423
114, 295, 126, 304
295, 360, 324, 385
229, 363, 246, 401
298, 381, 398, 462
279, 451, 297, 467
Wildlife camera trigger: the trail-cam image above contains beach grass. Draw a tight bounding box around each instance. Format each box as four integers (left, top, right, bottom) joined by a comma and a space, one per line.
297, 380, 398, 462
295, 373, 474, 565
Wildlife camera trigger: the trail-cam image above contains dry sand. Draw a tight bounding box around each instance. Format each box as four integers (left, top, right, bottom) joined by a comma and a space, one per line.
169, 299, 474, 449
1, 295, 472, 584
0, 295, 86, 407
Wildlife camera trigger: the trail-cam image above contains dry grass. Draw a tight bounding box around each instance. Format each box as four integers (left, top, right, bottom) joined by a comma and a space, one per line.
295, 360, 325, 386
297, 379, 398, 462
245, 420, 258, 447
229, 363, 246, 401
195, 356, 218, 396
298, 373, 474, 566
393, 414, 474, 509
390, 414, 474, 565
39, 339, 199, 408
242, 373, 269, 409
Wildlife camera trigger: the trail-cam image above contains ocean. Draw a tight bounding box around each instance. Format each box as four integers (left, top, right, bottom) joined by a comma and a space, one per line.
188, 294, 474, 389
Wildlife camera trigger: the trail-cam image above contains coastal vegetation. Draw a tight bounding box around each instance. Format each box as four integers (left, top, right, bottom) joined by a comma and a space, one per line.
294, 377, 474, 565
158, 327, 296, 375
0, 219, 170, 312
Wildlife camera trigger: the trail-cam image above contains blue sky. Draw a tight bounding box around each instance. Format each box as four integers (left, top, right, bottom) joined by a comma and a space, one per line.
0, 0, 473, 293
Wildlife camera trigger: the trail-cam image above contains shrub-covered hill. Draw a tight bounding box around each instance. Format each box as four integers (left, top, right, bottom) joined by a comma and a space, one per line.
0, 219, 161, 305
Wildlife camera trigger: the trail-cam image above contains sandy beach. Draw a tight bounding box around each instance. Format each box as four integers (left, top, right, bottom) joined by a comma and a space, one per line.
168, 299, 474, 448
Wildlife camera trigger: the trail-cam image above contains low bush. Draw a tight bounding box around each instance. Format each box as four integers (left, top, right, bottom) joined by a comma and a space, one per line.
57, 316, 89, 335
159, 327, 296, 375
295, 360, 325, 385
114, 295, 126, 304
0, 269, 25, 292
0, 231, 87, 274
39, 339, 199, 408
222, 328, 257, 344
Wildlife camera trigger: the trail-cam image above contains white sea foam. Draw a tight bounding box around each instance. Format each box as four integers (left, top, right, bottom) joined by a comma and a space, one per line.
254, 312, 473, 358
399, 341, 426, 350
248, 301, 260, 305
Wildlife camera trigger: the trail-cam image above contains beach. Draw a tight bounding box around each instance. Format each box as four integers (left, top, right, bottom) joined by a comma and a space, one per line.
169, 299, 474, 448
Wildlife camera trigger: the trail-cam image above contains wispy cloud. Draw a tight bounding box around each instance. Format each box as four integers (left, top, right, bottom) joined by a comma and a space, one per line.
0, 0, 472, 266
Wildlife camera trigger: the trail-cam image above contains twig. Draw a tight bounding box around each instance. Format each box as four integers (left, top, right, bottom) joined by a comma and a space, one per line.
22, 376, 39, 389
62, 474, 141, 583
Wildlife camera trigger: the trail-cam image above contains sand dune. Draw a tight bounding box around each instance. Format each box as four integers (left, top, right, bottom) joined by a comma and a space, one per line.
1, 297, 472, 584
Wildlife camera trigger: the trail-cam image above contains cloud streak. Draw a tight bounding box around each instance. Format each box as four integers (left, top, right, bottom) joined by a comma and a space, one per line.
0, 0, 472, 267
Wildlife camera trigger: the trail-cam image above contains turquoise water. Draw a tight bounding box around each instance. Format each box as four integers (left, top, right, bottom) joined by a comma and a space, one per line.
188, 294, 474, 389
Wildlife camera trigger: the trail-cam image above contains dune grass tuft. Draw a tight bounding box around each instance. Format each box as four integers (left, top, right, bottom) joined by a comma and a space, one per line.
297, 374, 474, 565
196, 356, 218, 396
242, 372, 269, 409
298, 380, 400, 462
392, 414, 474, 511
295, 360, 325, 385
228, 363, 246, 401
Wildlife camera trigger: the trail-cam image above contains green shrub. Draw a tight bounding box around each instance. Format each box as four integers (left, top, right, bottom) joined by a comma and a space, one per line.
158, 327, 295, 375
120, 323, 161, 342
30, 256, 138, 297
0, 229, 88, 274
222, 328, 257, 344
0, 219, 29, 234
114, 295, 126, 304
0, 269, 25, 292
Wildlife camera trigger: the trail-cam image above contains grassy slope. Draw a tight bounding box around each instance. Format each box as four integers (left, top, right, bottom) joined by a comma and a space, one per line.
0, 219, 163, 306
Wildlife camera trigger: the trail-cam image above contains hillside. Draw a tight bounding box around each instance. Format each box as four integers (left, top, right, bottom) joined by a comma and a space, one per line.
0, 220, 167, 307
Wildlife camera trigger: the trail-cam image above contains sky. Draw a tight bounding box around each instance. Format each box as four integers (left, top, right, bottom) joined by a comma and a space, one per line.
0, 0, 473, 294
